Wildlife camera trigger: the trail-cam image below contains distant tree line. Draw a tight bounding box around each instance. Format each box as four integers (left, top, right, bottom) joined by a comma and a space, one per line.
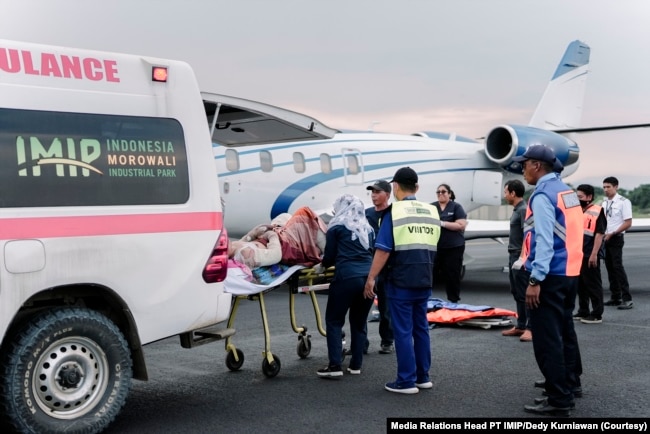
571, 183, 650, 216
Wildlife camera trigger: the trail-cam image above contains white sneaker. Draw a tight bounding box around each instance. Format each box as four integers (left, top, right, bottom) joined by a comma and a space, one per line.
317, 366, 343, 377
385, 382, 419, 394
346, 367, 361, 375
415, 381, 433, 389
580, 316, 603, 324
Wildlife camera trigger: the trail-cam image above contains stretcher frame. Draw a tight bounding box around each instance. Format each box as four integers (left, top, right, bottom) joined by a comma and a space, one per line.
223, 266, 334, 378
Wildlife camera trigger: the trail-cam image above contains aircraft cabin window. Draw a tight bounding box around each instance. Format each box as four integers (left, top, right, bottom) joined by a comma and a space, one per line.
346, 154, 360, 175
225, 149, 239, 172
320, 153, 332, 174
293, 152, 306, 173
260, 150, 273, 172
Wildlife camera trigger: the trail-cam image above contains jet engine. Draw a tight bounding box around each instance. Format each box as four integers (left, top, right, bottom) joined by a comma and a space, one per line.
484, 124, 580, 175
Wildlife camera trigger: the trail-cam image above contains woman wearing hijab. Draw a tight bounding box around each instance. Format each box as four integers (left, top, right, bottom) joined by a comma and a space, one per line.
317, 194, 375, 377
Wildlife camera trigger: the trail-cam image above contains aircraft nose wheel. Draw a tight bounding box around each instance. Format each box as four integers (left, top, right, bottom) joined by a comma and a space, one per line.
297, 335, 312, 359
262, 354, 281, 378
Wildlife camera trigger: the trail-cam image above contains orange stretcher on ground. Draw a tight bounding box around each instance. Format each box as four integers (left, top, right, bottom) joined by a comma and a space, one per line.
427, 300, 516, 330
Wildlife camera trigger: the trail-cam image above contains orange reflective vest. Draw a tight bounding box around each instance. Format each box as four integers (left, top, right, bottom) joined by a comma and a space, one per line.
583, 204, 603, 238
520, 177, 583, 277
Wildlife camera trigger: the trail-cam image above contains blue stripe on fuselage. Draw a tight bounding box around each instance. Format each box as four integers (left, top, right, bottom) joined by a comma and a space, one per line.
269, 160, 480, 218
211, 140, 485, 218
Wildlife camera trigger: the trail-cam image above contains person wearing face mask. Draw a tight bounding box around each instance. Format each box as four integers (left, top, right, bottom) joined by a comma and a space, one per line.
574, 184, 606, 324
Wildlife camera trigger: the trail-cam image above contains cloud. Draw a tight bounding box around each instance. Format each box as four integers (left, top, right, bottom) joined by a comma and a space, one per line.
2, 0, 649, 189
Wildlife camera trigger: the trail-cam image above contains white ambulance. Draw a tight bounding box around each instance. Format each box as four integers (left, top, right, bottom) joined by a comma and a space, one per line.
0, 40, 233, 433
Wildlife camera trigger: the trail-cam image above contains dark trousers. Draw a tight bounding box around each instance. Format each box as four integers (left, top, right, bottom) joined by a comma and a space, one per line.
434, 244, 465, 303
325, 276, 374, 370
604, 234, 632, 302
376, 277, 394, 346
577, 256, 604, 317
508, 253, 530, 330
528, 274, 582, 409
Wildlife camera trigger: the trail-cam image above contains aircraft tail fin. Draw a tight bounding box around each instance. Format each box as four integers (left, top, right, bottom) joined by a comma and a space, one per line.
528, 40, 590, 131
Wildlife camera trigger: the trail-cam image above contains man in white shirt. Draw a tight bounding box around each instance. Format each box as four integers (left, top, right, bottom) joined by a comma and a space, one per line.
601, 176, 633, 310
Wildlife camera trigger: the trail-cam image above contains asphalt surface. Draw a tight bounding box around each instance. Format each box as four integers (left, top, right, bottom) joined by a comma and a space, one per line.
105, 234, 650, 433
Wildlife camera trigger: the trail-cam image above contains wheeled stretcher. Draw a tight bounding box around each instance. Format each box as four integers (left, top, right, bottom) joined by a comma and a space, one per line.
223, 264, 334, 378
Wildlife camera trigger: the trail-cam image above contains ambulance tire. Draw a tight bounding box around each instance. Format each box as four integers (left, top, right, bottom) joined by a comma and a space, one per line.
0, 307, 132, 434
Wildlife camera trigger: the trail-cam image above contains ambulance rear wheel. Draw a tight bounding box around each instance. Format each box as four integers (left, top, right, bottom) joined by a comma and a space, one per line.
297, 337, 311, 359
226, 349, 245, 371
0, 307, 132, 434
262, 354, 281, 378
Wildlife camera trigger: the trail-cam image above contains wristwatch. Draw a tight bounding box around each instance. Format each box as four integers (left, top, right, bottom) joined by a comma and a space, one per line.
529, 277, 540, 286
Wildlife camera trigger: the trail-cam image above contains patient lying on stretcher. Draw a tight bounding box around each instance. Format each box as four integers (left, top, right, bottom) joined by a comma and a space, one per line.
229, 230, 282, 270
228, 207, 327, 272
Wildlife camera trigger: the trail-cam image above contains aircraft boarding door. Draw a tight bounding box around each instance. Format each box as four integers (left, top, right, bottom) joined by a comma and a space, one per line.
341, 148, 364, 186
471, 171, 502, 206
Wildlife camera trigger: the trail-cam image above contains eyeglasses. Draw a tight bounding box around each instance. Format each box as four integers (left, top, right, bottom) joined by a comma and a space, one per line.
522, 160, 539, 169
436, 190, 448, 194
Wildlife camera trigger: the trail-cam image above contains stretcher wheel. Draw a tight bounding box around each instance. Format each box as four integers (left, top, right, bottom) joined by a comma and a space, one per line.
226, 349, 245, 371
262, 354, 281, 378
297, 337, 312, 359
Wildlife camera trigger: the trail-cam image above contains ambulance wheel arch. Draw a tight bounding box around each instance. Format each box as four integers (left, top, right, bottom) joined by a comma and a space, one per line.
5, 283, 149, 380
0, 307, 132, 434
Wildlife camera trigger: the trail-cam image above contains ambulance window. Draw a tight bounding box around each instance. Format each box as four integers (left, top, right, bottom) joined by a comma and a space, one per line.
320, 153, 332, 174
0, 108, 190, 207
293, 152, 305, 173
260, 151, 273, 173
225, 149, 239, 171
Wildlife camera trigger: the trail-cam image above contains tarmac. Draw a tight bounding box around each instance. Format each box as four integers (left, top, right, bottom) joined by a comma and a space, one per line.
106, 234, 650, 433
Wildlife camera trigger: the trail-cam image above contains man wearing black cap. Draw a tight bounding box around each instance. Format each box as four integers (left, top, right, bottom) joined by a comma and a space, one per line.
363, 167, 440, 394
365, 180, 394, 354
513, 144, 584, 416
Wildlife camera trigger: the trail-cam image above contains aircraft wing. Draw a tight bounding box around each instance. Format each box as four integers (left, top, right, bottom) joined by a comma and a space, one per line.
628, 218, 650, 233
464, 220, 510, 241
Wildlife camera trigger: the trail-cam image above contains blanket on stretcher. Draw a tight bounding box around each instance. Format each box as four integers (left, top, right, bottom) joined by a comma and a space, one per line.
426, 298, 517, 324
225, 260, 305, 295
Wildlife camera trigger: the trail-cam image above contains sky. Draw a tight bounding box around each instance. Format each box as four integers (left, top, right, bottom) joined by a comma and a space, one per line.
2, 0, 649, 189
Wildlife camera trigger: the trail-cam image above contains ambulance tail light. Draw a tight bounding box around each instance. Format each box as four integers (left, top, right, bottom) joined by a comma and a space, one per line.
203, 228, 229, 283
152, 66, 168, 82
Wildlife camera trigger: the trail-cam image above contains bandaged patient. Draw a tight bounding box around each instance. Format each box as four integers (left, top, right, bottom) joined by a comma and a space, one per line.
229, 230, 282, 270
228, 208, 327, 270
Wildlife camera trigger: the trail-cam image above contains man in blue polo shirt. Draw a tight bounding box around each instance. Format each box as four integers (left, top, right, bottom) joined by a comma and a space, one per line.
364, 167, 440, 394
